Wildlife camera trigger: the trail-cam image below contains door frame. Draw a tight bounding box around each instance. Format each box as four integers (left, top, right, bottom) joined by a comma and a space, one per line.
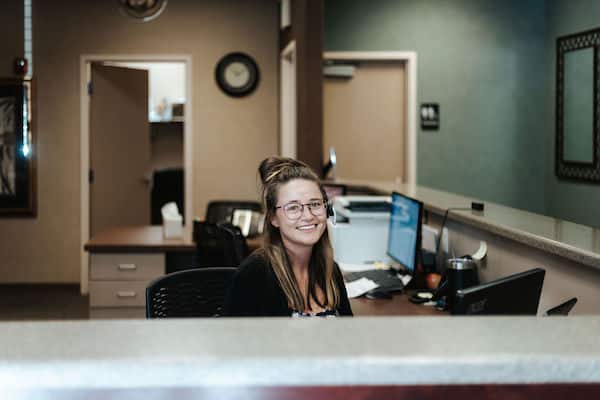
79, 54, 193, 294
323, 51, 417, 185
280, 40, 297, 158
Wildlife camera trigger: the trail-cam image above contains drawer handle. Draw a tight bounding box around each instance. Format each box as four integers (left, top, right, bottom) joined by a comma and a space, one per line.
116, 291, 137, 298
118, 264, 137, 271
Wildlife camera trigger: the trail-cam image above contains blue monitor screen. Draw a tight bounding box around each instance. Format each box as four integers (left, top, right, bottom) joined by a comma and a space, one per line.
387, 192, 422, 272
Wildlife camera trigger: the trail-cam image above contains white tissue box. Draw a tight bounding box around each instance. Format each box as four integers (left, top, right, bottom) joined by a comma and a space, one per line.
163, 216, 183, 239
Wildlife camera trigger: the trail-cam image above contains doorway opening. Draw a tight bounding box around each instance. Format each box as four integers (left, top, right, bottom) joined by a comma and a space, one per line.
79, 55, 193, 294
322, 52, 417, 185
280, 41, 297, 158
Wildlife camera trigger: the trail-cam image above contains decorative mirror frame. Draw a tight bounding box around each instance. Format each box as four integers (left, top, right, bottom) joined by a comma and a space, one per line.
555, 27, 600, 182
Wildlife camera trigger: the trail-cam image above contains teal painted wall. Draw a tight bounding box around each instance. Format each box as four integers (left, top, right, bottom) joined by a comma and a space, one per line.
325, 0, 549, 214
545, 0, 600, 228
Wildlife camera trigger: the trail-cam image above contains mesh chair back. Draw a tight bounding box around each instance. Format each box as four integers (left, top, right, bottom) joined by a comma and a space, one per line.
194, 221, 248, 267
146, 267, 237, 318
205, 200, 262, 225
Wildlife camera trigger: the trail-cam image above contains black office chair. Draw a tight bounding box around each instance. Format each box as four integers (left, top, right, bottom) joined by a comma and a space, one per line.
145, 267, 237, 318
193, 221, 248, 267
205, 200, 262, 225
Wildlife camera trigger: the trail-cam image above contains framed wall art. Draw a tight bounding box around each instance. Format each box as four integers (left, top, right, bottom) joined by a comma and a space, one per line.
0, 78, 36, 217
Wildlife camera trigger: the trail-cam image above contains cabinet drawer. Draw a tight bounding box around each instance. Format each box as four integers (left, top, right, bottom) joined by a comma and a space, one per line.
89, 307, 146, 319
89, 280, 149, 307
90, 253, 164, 281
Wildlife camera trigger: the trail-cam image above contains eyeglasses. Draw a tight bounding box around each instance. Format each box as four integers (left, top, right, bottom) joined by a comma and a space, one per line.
275, 200, 326, 220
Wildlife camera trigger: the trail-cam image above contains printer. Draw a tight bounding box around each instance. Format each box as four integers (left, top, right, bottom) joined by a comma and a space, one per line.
327, 195, 392, 264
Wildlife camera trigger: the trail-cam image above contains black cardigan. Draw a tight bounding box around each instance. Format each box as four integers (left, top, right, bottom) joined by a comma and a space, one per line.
224, 253, 353, 317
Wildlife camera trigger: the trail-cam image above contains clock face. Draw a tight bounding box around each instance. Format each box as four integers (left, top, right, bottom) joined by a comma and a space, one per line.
215, 53, 260, 97
224, 62, 251, 88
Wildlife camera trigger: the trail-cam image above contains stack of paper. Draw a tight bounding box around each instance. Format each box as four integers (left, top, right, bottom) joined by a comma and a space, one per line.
345, 277, 379, 299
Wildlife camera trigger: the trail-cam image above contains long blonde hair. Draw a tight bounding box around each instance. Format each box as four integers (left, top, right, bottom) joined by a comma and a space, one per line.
257, 157, 340, 311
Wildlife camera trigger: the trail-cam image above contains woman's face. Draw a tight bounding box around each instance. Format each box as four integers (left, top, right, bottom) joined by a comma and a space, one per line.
270, 179, 327, 253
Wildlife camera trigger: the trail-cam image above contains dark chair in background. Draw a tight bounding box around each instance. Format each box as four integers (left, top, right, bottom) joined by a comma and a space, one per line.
151, 168, 184, 225
146, 267, 237, 318
205, 200, 261, 225
193, 221, 248, 267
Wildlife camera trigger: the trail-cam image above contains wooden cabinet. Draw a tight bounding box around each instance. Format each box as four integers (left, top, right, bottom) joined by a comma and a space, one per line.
84, 227, 192, 319
89, 253, 165, 319
85, 226, 261, 319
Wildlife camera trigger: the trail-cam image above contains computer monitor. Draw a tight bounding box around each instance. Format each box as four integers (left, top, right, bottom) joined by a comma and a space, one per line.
452, 268, 545, 315
386, 191, 423, 274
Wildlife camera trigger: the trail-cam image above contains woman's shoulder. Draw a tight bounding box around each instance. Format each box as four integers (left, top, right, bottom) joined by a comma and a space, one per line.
236, 252, 270, 279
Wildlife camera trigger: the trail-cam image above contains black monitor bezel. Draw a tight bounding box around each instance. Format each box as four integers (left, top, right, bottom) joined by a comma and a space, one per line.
386, 191, 423, 275
453, 268, 546, 315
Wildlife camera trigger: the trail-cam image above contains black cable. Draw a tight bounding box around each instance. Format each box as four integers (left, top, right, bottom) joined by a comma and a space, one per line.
434, 207, 472, 271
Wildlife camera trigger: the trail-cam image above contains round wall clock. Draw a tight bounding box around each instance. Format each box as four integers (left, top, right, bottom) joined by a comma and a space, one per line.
215, 52, 260, 97
118, 0, 168, 22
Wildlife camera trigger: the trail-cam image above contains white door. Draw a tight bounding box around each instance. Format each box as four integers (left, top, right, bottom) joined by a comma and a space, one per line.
90, 64, 150, 235
324, 62, 407, 182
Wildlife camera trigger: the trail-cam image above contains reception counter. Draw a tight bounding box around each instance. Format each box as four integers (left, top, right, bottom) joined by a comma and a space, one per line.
1, 318, 599, 397
338, 180, 600, 314
341, 180, 600, 269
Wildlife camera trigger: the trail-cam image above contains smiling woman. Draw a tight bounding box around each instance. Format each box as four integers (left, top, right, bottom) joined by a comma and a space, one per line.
224, 157, 353, 317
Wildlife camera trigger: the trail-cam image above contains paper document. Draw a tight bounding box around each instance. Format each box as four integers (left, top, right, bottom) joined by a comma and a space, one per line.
345, 277, 379, 299
338, 262, 379, 272
399, 274, 413, 286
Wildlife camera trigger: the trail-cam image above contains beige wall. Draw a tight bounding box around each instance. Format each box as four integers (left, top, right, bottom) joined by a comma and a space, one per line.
0, 0, 23, 77
0, 0, 278, 283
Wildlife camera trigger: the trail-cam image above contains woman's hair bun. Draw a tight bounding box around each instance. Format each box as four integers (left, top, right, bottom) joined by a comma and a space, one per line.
258, 157, 308, 184
258, 157, 282, 184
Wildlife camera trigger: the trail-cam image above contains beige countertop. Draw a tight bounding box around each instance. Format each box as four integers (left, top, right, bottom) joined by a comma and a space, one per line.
1, 318, 600, 389
339, 179, 600, 270
0, 317, 600, 390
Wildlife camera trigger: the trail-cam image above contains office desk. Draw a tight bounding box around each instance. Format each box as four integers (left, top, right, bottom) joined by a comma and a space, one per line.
84, 225, 262, 318
84, 225, 262, 253
351, 291, 442, 316
336, 180, 600, 315
85, 226, 434, 318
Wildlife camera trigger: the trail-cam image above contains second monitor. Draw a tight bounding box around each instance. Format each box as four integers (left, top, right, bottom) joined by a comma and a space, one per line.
452, 268, 546, 315
387, 191, 423, 276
